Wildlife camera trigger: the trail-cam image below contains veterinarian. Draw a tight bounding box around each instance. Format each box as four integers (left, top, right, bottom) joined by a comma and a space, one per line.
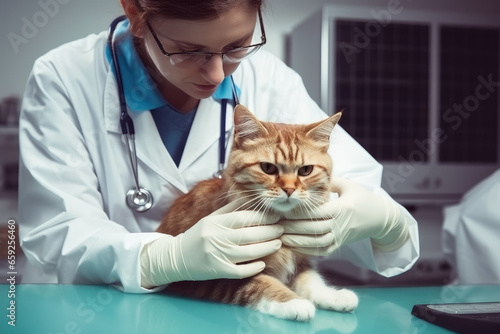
19, 0, 419, 292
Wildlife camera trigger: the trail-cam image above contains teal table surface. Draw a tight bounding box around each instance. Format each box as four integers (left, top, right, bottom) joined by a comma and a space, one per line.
1, 284, 499, 334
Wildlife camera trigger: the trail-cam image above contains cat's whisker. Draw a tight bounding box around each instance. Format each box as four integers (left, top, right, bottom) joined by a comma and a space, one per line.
224, 185, 263, 209
246, 196, 275, 222
250, 196, 269, 211
232, 193, 265, 211
222, 184, 262, 204
299, 199, 319, 219
247, 198, 269, 226
257, 199, 275, 224
227, 187, 261, 196
226, 195, 272, 231
230, 196, 275, 245
260, 198, 275, 217
302, 198, 342, 248
196, 185, 243, 209
296, 199, 332, 241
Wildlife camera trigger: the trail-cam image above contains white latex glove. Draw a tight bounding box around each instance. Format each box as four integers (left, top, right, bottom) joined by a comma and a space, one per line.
280, 177, 409, 256
140, 202, 283, 288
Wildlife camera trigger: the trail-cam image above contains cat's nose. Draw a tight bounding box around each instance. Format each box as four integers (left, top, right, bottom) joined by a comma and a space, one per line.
283, 188, 295, 197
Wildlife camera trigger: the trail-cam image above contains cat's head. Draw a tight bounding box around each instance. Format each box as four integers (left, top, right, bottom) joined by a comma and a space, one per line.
224, 105, 341, 215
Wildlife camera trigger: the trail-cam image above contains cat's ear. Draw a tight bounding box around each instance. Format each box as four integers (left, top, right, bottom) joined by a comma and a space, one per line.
233, 105, 268, 144
306, 111, 342, 146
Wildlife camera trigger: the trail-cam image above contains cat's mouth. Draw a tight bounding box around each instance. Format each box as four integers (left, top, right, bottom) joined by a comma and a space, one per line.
271, 197, 300, 212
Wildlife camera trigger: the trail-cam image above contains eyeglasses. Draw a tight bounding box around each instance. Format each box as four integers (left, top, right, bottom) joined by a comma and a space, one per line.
145, 9, 266, 69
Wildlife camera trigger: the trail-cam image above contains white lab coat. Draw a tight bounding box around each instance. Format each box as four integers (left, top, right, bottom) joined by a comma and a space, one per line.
442, 169, 500, 284
19, 29, 419, 293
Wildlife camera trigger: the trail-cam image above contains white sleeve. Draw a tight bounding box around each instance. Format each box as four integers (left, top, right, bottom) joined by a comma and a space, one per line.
240, 50, 420, 276
442, 170, 500, 284
330, 186, 420, 278
18, 58, 164, 293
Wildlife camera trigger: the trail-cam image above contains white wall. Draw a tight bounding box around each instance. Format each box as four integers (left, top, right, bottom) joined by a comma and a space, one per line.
1, 0, 500, 99
0, 0, 122, 100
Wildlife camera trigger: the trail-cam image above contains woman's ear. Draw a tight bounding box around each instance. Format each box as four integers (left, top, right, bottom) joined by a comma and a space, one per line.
120, 0, 145, 38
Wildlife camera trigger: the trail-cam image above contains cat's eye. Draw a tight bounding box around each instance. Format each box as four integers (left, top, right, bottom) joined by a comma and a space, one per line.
260, 162, 278, 175
298, 165, 314, 176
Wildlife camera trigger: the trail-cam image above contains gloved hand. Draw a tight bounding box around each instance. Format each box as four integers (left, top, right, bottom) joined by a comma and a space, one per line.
280, 177, 409, 256
140, 202, 283, 288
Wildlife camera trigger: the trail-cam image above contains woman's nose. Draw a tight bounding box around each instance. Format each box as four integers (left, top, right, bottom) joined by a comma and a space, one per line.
200, 54, 225, 84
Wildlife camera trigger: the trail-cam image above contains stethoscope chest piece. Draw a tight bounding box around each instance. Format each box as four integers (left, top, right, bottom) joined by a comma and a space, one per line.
213, 169, 224, 179
126, 187, 153, 212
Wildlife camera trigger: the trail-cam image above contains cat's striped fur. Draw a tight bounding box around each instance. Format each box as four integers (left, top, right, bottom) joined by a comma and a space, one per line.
157, 105, 358, 321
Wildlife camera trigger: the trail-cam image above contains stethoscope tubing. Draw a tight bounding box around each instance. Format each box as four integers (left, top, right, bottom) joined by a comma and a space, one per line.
109, 16, 154, 212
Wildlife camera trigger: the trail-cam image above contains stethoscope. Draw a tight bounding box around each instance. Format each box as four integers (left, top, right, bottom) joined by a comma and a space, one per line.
108, 16, 239, 213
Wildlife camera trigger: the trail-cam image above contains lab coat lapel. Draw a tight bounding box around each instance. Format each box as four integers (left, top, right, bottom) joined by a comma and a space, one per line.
103, 71, 187, 193
178, 97, 234, 173
103, 71, 121, 135
131, 111, 187, 192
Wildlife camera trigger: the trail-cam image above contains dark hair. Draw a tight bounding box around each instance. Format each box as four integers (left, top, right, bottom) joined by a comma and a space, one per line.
131, 0, 263, 22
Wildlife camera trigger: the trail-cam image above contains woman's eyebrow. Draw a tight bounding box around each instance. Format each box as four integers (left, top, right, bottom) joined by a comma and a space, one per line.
162, 31, 254, 50
164, 36, 203, 48
226, 32, 254, 46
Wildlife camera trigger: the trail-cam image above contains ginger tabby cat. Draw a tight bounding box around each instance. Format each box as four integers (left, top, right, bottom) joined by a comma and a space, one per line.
157, 105, 358, 321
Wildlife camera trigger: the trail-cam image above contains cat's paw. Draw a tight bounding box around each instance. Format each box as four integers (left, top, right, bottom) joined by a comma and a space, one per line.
255, 298, 316, 322
311, 288, 358, 312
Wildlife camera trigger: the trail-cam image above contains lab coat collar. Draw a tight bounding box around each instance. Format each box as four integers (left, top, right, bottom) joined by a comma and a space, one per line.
105, 19, 165, 112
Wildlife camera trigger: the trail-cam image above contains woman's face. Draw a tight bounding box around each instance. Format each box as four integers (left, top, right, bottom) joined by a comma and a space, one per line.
143, 5, 258, 100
